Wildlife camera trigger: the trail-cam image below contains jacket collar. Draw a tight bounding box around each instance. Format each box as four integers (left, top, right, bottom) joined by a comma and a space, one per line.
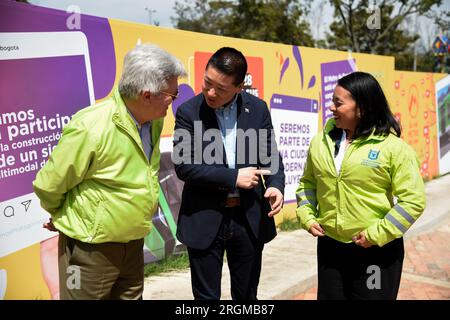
200, 92, 250, 130
111, 87, 137, 129
324, 118, 387, 143
199, 92, 252, 168
111, 87, 146, 151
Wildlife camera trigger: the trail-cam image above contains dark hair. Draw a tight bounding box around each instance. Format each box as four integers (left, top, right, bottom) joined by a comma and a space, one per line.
206, 47, 247, 86
337, 71, 401, 138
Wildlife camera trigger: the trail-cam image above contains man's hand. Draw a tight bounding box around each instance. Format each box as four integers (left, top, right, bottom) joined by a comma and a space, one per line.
43, 218, 57, 232
264, 187, 283, 217
236, 167, 271, 189
352, 231, 373, 248
308, 223, 325, 237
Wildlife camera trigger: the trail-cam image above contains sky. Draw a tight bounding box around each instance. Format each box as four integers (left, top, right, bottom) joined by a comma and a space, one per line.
28, 0, 334, 38
28, 0, 449, 46
29, 0, 187, 28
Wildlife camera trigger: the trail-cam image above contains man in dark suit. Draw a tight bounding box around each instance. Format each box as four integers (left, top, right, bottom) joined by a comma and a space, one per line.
172, 47, 285, 300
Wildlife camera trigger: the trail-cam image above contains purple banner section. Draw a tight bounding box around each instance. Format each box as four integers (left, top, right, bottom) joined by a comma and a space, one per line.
0, 55, 91, 202
0, 1, 116, 100
270, 94, 319, 113
320, 60, 356, 125
172, 84, 195, 117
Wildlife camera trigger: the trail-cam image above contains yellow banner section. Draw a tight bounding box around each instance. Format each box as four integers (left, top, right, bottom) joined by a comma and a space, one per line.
389, 71, 446, 179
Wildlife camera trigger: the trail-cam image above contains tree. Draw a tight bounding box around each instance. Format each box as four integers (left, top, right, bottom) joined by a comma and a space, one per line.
325, 0, 443, 57
171, 0, 314, 47
427, 8, 450, 33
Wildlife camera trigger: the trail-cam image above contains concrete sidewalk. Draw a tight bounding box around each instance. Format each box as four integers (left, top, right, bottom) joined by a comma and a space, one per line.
143, 174, 450, 300
294, 214, 450, 300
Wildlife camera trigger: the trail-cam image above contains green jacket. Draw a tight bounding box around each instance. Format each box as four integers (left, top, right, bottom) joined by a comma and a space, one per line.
33, 88, 163, 243
296, 119, 425, 247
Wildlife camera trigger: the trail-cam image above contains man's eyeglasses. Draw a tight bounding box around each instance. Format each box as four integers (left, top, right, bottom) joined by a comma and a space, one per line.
160, 90, 178, 101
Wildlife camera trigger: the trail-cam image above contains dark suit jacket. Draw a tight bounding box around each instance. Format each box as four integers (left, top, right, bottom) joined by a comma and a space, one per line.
173, 92, 285, 250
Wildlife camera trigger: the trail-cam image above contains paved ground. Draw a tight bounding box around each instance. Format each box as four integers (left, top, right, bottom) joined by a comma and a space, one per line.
293, 215, 450, 300
143, 174, 450, 300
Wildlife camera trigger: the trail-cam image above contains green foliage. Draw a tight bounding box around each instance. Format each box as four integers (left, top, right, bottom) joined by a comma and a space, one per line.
172, 0, 314, 47
427, 7, 450, 31
325, 0, 444, 71
326, 0, 442, 55
395, 50, 436, 72
144, 252, 190, 277
278, 216, 302, 231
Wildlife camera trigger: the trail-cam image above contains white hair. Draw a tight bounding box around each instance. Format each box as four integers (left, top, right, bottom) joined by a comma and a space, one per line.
118, 44, 186, 99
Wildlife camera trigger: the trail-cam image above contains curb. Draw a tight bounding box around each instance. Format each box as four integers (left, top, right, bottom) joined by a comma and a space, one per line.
404, 210, 450, 241
272, 273, 317, 300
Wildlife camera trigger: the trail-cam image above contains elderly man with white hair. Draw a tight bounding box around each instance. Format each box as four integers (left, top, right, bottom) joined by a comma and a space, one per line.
33, 44, 186, 300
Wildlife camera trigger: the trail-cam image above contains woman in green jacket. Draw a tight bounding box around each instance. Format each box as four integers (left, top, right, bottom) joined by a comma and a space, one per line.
296, 71, 425, 300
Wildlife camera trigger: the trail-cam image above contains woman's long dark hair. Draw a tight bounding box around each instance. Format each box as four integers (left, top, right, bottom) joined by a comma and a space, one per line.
337, 71, 401, 138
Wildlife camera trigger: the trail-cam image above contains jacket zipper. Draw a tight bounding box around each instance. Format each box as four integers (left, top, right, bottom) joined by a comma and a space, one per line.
114, 118, 151, 165
113, 117, 155, 212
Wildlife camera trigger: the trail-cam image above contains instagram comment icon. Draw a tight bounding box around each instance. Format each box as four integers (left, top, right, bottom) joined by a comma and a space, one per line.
0, 269, 7, 300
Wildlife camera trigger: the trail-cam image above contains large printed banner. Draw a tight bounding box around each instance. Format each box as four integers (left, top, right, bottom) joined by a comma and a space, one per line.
0, 1, 447, 299
0, 31, 95, 258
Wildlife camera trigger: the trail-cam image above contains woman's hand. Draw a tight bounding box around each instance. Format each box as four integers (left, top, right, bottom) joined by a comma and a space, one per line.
308, 223, 325, 237
352, 231, 373, 248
